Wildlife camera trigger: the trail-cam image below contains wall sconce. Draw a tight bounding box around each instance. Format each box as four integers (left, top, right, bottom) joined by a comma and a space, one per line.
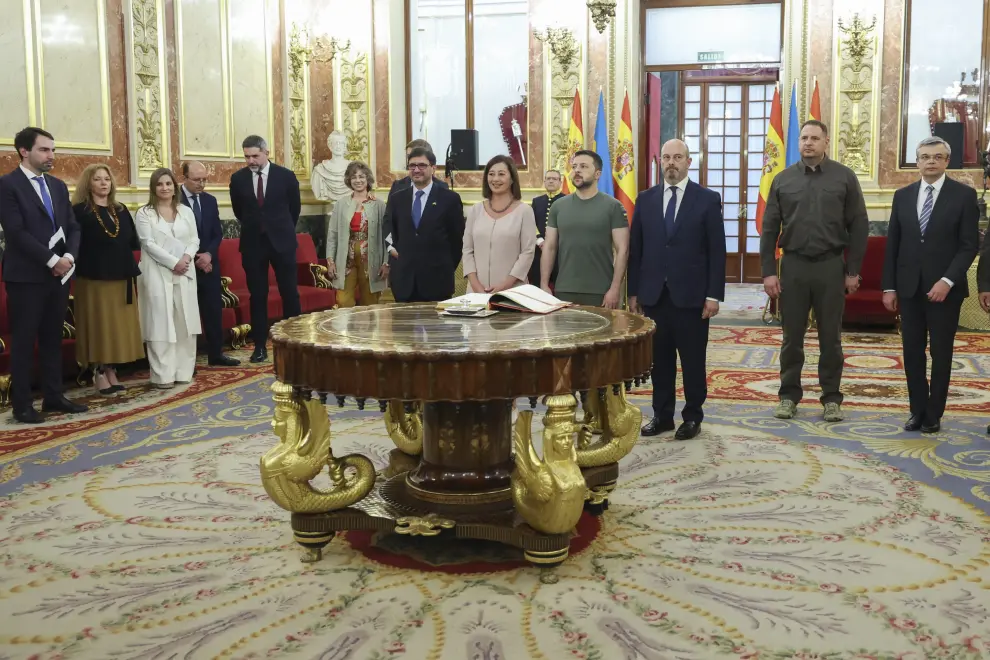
587, 0, 617, 33
534, 27, 579, 72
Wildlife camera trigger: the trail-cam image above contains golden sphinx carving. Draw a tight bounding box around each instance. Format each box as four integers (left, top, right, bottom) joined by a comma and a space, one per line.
576, 385, 642, 468
384, 401, 423, 455
511, 398, 587, 535
834, 13, 879, 177
260, 381, 375, 513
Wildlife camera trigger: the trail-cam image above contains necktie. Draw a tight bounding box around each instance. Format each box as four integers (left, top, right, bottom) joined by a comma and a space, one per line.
256, 172, 264, 207
34, 176, 56, 231
664, 186, 678, 235
191, 194, 203, 233
412, 189, 424, 229
919, 184, 934, 235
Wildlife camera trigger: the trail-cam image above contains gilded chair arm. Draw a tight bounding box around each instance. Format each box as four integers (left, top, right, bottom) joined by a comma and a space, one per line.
66, 294, 76, 327
310, 263, 332, 289
219, 276, 239, 308
0, 335, 5, 352
63, 321, 76, 340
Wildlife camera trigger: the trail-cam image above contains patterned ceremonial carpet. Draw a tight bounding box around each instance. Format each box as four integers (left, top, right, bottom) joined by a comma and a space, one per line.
1, 328, 990, 659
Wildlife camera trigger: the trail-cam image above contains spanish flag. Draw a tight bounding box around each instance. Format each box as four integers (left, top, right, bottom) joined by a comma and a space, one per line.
561, 90, 584, 195
755, 85, 784, 238
808, 78, 822, 121
613, 90, 636, 223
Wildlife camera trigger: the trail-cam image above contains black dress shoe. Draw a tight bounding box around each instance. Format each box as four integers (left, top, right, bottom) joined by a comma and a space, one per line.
904, 414, 924, 432
250, 347, 268, 363
41, 396, 88, 414
642, 418, 675, 436
13, 407, 43, 424
674, 421, 701, 441
208, 354, 241, 367
921, 419, 941, 434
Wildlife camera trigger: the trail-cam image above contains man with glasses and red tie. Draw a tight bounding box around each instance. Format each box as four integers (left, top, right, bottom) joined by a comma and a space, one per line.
229, 135, 302, 363
0, 127, 88, 423
882, 136, 978, 434
181, 161, 239, 367
382, 146, 464, 303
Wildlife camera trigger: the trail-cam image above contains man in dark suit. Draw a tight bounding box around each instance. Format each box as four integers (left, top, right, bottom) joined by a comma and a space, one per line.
181, 161, 239, 367
382, 147, 464, 302
0, 127, 88, 423
976, 223, 990, 434
882, 136, 978, 434
529, 169, 563, 286
629, 139, 725, 441
229, 135, 302, 363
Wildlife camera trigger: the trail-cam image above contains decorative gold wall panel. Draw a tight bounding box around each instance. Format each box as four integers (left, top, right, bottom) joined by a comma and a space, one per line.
127, 0, 170, 178
287, 24, 312, 178
543, 31, 582, 174
832, 11, 881, 179
338, 52, 371, 164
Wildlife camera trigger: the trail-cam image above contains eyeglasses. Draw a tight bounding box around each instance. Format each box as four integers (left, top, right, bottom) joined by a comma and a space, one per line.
408, 163, 431, 171
917, 154, 947, 163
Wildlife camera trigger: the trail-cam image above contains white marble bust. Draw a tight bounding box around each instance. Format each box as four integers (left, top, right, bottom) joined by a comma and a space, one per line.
312, 131, 350, 201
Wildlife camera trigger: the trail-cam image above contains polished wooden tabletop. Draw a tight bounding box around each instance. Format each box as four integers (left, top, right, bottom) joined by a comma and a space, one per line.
270, 304, 654, 401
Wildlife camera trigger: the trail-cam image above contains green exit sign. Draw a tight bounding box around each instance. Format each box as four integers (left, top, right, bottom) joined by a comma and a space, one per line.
697, 51, 725, 63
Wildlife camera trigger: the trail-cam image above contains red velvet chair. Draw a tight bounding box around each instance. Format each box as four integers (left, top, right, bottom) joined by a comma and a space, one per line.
294, 233, 336, 313
844, 236, 898, 326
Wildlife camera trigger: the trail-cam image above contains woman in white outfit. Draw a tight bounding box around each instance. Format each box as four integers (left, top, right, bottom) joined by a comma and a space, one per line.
134, 168, 202, 388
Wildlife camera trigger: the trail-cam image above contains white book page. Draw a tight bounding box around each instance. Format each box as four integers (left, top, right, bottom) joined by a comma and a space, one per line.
495, 284, 566, 310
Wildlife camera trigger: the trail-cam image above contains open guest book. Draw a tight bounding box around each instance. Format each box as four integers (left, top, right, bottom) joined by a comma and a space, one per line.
437, 284, 571, 315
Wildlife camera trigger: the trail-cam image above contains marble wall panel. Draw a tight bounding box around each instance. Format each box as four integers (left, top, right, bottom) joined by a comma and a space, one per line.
0, 0, 128, 183
808, 0, 833, 130
175, 0, 227, 156
586, 16, 608, 145
268, 0, 284, 164
229, 0, 272, 148
0, 0, 34, 143
373, 0, 394, 188
38, 0, 111, 149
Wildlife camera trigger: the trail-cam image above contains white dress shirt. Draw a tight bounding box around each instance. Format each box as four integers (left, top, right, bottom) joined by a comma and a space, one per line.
412, 180, 433, 214
663, 176, 717, 303
884, 175, 953, 292
20, 164, 73, 268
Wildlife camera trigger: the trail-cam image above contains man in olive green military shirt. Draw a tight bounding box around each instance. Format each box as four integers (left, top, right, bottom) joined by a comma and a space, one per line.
760, 120, 868, 423
541, 150, 629, 308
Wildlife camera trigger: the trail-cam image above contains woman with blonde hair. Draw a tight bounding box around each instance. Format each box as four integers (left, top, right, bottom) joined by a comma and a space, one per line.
71, 164, 144, 395
134, 168, 201, 388
463, 155, 537, 293
325, 161, 388, 306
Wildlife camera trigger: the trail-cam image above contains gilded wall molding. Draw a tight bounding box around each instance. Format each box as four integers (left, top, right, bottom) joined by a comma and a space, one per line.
832, 12, 881, 179
127, 0, 170, 179
287, 24, 312, 179
338, 52, 371, 165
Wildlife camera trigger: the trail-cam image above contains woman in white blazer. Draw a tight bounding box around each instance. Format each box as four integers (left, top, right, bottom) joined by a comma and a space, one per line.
134, 168, 202, 388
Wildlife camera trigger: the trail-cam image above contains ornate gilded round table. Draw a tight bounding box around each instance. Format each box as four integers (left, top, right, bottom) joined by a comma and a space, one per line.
261, 304, 654, 567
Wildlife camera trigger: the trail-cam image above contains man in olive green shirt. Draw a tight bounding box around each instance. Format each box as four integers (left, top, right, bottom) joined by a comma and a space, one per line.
760, 120, 868, 423
541, 150, 629, 308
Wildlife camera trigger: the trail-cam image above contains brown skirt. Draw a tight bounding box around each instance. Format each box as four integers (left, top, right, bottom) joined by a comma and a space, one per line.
74, 277, 146, 366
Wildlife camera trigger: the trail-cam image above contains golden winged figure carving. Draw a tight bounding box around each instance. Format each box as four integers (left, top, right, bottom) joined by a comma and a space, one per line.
260, 382, 376, 513
575, 385, 642, 468
511, 398, 587, 535
384, 400, 423, 455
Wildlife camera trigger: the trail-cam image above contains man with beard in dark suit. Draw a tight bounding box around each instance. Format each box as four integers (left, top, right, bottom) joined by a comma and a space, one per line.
0, 127, 88, 423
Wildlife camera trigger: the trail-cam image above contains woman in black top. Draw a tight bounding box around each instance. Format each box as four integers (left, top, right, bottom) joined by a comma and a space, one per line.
71, 164, 144, 395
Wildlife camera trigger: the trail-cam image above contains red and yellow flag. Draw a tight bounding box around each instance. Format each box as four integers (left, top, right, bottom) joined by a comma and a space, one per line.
755, 85, 785, 238
808, 78, 822, 121
613, 90, 636, 223
561, 90, 584, 195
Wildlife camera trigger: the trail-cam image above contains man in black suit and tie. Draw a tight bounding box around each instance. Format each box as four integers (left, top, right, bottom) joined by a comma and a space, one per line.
382, 147, 464, 303
529, 169, 563, 286
181, 161, 239, 367
0, 127, 88, 423
229, 135, 302, 363
882, 136, 978, 434
629, 139, 725, 441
